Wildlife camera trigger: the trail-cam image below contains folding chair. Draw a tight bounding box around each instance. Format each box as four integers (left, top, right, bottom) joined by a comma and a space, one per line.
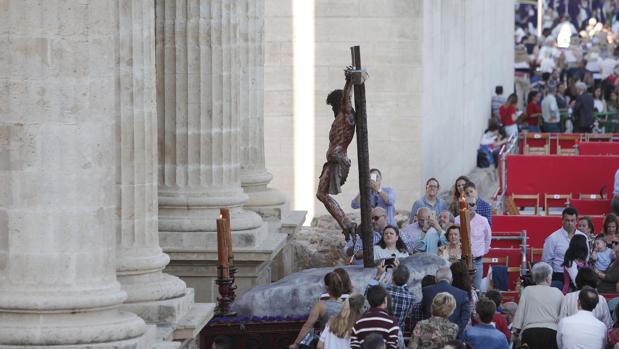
556, 134, 579, 155
529, 248, 543, 263
524, 133, 550, 155
585, 134, 612, 142
544, 193, 572, 215
510, 194, 540, 215
578, 193, 608, 200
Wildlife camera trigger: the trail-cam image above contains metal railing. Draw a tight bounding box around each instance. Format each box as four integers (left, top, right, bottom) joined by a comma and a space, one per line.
494, 133, 518, 214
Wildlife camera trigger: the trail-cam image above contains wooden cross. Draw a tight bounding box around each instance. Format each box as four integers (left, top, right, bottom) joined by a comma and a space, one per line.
350, 46, 373, 267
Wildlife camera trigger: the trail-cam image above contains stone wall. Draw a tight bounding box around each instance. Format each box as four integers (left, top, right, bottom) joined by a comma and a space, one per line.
264, 0, 514, 220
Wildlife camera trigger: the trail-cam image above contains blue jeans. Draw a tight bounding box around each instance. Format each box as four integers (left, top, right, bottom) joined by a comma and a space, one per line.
473, 257, 483, 290
542, 121, 561, 133
527, 125, 541, 133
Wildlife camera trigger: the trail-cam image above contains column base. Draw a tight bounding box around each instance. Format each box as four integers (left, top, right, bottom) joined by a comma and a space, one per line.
120, 282, 193, 324
0, 309, 147, 346
0, 325, 157, 349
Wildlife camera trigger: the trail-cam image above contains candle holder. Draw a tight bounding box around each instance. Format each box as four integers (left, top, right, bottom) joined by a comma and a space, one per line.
215, 266, 237, 317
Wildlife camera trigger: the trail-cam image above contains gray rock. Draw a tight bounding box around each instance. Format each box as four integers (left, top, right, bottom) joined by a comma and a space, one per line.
232, 253, 448, 317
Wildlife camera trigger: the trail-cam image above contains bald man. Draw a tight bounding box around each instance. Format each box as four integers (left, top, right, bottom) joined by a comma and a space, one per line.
343, 207, 386, 265
400, 207, 440, 254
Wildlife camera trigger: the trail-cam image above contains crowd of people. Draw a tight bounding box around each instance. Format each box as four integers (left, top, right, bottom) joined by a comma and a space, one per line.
510, 1, 619, 136
347, 171, 491, 291
283, 202, 619, 349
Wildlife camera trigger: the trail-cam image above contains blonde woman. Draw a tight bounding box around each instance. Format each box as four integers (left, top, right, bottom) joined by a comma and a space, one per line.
409, 292, 458, 349
317, 294, 365, 349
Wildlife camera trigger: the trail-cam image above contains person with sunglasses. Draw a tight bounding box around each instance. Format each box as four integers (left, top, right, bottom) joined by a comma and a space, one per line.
454, 197, 492, 290
343, 207, 386, 265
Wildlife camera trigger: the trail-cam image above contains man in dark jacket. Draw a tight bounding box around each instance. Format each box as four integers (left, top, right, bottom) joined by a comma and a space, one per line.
572, 81, 594, 133
422, 267, 471, 340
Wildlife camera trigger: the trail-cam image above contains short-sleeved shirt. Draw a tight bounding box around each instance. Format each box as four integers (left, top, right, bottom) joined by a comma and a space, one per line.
499, 104, 517, 126
526, 102, 541, 126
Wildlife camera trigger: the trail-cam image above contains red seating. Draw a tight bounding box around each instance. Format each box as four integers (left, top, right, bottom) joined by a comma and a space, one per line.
484, 248, 522, 291
569, 198, 611, 216
579, 141, 619, 155
505, 154, 619, 199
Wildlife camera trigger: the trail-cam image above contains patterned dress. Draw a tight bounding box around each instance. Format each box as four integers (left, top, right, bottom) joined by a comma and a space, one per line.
409, 316, 458, 349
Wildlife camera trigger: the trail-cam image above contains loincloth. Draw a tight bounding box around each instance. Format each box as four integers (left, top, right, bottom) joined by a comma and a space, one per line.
319, 160, 351, 195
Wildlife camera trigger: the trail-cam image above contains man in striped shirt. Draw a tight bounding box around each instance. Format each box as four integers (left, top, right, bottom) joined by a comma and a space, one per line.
350, 285, 399, 349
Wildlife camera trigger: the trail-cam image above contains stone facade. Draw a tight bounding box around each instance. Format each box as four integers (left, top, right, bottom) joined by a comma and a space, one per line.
264, 0, 514, 220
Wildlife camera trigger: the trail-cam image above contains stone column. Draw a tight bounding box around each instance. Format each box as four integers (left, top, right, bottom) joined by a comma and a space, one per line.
115, 0, 187, 323
238, 0, 286, 221
0, 1, 148, 346
157, 0, 265, 251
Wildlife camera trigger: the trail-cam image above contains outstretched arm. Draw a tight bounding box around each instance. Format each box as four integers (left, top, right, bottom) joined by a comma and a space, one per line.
340, 77, 354, 115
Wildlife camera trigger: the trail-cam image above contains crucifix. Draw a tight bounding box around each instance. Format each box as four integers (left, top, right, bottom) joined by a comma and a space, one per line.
316, 46, 372, 267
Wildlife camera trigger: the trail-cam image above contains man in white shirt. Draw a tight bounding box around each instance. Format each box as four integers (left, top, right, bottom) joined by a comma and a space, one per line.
541, 82, 561, 132
541, 207, 587, 290
454, 197, 491, 290
559, 268, 612, 329
556, 286, 607, 349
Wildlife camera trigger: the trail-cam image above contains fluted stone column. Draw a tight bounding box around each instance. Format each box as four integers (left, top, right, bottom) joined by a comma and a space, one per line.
157, 0, 265, 251
115, 0, 187, 323
0, 1, 149, 346
238, 0, 286, 220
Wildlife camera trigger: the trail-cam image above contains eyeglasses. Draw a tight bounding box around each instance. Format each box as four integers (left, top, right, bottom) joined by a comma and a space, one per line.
372, 215, 385, 221
612, 241, 619, 246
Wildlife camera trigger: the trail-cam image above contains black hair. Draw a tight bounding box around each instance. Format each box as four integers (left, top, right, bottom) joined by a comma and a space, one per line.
377, 225, 408, 253
213, 336, 233, 349
326, 89, 343, 116
578, 286, 599, 311
426, 177, 439, 187
527, 90, 538, 104
366, 285, 388, 308
562, 234, 588, 268
445, 225, 461, 242
575, 268, 598, 289
421, 275, 436, 288
323, 272, 344, 299
476, 298, 496, 324
392, 265, 410, 286
362, 333, 386, 349
562, 207, 579, 218
484, 290, 502, 308
463, 181, 476, 191
495, 86, 503, 95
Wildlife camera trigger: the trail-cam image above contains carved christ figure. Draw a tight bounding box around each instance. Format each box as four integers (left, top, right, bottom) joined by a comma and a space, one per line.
317, 67, 367, 241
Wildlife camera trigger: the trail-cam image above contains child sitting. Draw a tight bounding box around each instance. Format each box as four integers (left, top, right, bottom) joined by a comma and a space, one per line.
591, 236, 614, 272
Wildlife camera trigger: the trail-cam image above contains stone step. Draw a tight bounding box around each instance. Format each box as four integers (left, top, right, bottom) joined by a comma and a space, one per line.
281, 210, 308, 235
173, 303, 215, 341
